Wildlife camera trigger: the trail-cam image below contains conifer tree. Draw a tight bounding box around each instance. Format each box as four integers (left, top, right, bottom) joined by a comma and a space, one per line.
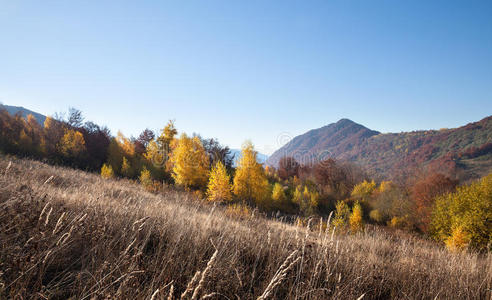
232, 141, 269, 205
207, 161, 232, 202
170, 133, 209, 189
272, 183, 287, 203
121, 157, 134, 178
139, 166, 153, 191
349, 201, 364, 233
157, 120, 177, 150
101, 163, 115, 179
333, 200, 350, 229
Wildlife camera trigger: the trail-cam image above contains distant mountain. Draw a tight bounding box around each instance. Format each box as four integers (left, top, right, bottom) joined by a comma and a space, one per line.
0, 104, 46, 125
230, 149, 269, 167
267, 119, 380, 167
267, 117, 492, 181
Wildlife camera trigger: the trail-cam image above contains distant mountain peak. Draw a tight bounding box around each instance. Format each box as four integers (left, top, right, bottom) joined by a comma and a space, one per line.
335, 118, 355, 124
267, 119, 379, 167
267, 116, 492, 181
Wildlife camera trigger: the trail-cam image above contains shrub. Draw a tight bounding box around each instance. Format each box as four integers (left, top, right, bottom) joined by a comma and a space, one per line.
225, 203, 251, 219
389, 216, 408, 229
139, 167, 154, 191
369, 209, 383, 223
101, 163, 114, 179
445, 225, 470, 252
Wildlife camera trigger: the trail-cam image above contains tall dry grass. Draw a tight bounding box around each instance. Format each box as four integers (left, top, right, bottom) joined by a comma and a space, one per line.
0, 155, 490, 299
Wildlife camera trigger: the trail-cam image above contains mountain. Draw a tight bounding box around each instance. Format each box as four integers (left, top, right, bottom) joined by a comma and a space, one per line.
0, 104, 46, 125
267, 119, 380, 167
267, 116, 492, 181
230, 149, 269, 167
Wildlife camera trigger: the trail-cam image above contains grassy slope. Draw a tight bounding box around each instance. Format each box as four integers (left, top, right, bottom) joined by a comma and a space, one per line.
0, 156, 490, 299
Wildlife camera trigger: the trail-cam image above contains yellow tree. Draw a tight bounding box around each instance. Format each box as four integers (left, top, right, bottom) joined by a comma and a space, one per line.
207, 161, 232, 202
144, 140, 164, 166
156, 120, 178, 172
139, 166, 153, 191
116, 131, 135, 157
349, 201, 364, 233
26, 114, 42, 153
101, 163, 115, 179
58, 129, 86, 159
18, 129, 33, 154
170, 133, 209, 189
351, 180, 376, 200
332, 200, 350, 229
272, 183, 286, 203
271, 182, 288, 211
157, 120, 177, 150
232, 141, 269, 205
431, 173, 492, 251
121, 157, 134, 178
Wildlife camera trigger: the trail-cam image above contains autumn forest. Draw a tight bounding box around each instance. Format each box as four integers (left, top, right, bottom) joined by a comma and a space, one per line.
1, 107, 490, 253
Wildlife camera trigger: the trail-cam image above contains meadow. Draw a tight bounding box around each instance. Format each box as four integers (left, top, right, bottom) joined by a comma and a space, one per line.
1, 156, 490, 299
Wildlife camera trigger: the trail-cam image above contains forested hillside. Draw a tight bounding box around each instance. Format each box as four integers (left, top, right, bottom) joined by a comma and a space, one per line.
1, 106, 491, 252
267, 116, 492, 181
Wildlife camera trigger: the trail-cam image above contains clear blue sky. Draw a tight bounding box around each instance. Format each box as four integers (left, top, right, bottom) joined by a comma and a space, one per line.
1, 0, 491, 154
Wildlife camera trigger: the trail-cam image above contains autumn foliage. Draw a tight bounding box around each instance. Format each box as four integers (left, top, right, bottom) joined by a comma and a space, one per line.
207, 161, 232, 202
232, 141, 269, 205
1, 106, 491, 254
431, 173, 492, 251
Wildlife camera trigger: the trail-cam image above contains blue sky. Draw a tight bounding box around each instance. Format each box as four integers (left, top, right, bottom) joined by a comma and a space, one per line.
1, 0, 491, 154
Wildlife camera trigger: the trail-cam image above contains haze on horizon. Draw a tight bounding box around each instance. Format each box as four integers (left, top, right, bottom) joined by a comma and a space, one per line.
1, 0, 491, 154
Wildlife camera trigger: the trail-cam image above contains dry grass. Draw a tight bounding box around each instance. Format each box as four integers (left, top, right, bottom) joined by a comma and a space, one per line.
0, 155, 491, 299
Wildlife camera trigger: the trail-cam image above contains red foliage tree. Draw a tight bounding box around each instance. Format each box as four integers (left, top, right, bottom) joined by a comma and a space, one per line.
411, 173, 458, 232
277, 156, 300, 180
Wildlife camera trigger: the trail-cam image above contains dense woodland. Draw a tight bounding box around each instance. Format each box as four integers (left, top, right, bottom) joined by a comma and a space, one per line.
0, 107, 491, 251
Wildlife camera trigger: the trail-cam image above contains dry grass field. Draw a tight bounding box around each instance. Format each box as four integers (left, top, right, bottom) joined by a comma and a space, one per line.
0, 155, 491, 299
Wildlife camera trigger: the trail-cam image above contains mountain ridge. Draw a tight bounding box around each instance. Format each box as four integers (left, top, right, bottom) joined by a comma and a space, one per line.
0, 104, 46, 125
267, 116, 492, 181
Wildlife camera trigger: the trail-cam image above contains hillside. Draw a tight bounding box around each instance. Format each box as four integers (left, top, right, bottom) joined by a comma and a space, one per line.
1, 155, 490, 299
0, 104, 46, 125
267, 116, 492, 180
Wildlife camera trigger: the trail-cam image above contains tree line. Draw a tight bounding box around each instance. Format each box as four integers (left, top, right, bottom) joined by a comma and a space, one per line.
0, 107, 490, 251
